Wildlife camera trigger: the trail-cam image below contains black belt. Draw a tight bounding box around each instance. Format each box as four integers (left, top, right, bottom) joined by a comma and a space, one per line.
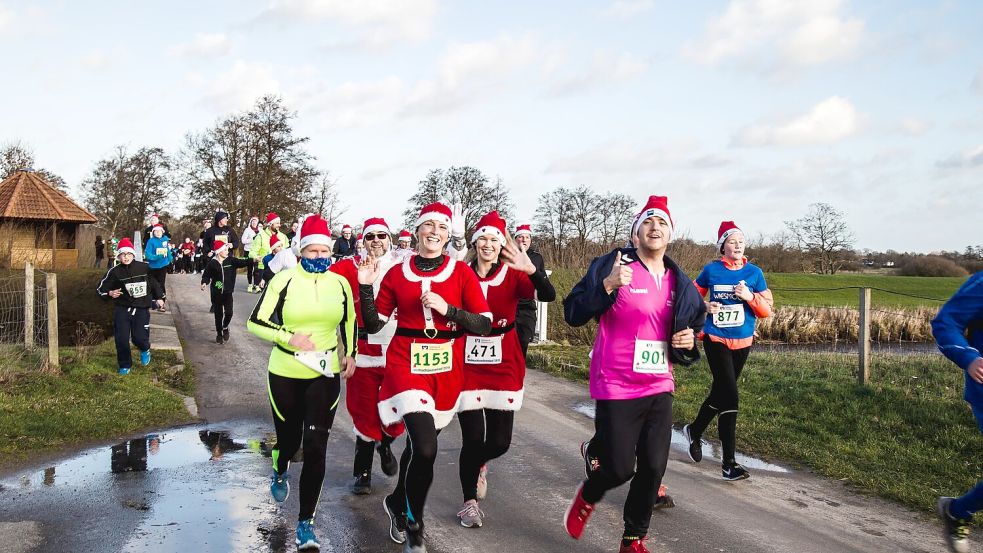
488, 322, 515, 336
277, 344, 336, 356
394, 328, 463, 339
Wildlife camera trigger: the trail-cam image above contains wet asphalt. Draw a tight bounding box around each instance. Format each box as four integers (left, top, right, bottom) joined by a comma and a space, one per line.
0, 273, 970, 553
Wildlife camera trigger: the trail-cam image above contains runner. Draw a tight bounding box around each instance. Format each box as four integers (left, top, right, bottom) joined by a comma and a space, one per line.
241, 215, 262, 292
456, 211, 556, 528
333, 224, 356, 259
512, 223, 548, 356
357, 202, 492, 552
142, 213, 169, 246
562, 195, 706, 552
247, 214, 357, 551
251, 212, 288, 293
682, 221, 773, 481
96, 238, 165, 375
200, 241, 252, 344
196, 219, 211, 273
143, 224, 172, 311
179, 238, 195, 274
260, 233, 297, 288
330, 218, 404, 495
203, 209, 240, 260
932, 271, 983, 553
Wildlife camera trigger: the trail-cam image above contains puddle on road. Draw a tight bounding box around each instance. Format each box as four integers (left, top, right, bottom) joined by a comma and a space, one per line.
572, 401, 789, 474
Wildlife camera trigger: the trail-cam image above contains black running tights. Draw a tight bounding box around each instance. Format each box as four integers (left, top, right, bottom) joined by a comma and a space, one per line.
391, 412, 441, 529
689, 337, 751, 464
458, 408, 514, 501
211, 292, 234, 335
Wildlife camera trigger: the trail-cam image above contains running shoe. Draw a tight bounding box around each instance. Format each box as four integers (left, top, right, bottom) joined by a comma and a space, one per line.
619, 537, 650, 553
403, 522, 426, 553
139, 350, 151, 366
580, 440, 600, 477
216, 333, 223, 344
458, 499, 484, 528
351, 472, 371, 495
118, 367, 130, 375
563, 481, 595, 540
222, 328, 230, 341
383, 493, 407, 544
296, 518, 320, 550
378, 442, 398, 476
654, 484, 674, 510
476, 464, 488, 500
937, 497, 971, 553
722, 462, 750, 481
270, 471, 290, 502
682, 424, 702, 463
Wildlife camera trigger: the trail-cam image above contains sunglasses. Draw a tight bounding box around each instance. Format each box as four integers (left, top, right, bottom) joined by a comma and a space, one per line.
363, 233, 389, 241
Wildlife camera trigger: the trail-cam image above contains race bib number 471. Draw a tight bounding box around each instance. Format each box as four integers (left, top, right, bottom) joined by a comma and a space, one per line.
465, 336, 503, 364
410, 342, 453, 374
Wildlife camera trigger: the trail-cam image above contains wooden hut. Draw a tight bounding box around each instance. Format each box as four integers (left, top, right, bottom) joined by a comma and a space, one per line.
0, 170, 97, 269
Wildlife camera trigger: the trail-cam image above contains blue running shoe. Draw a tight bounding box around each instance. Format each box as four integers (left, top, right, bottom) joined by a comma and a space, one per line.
296, 518, 320, 550
139, 350, 151, 366
118, 367, 130, 375
270, 471, 290, 502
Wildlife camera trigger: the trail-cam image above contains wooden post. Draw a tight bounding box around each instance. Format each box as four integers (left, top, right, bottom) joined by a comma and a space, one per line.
51, 222, 57, 269
24, 261, 34, 349
858, 287, 871, 385
46, 272, 59, 371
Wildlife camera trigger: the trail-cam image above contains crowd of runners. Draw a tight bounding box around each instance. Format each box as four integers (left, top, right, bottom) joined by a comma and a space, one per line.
94, 197, 981, 553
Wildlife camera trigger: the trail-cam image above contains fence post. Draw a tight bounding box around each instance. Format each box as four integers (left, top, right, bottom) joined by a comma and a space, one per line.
858, 287, 871, 385
46, 272, 59, 371
534, 270, 553, 343
24, 261, 35, 349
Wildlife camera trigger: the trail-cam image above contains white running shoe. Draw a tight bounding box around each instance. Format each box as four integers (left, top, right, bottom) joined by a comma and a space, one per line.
458, 499, 484, 528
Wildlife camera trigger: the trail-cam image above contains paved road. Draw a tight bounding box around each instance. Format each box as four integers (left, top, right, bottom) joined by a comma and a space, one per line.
0, 272, 969, 552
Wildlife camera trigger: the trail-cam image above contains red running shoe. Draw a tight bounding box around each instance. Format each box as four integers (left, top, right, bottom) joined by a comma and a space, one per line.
563, 482, 595, 539
619, 537, 650, 553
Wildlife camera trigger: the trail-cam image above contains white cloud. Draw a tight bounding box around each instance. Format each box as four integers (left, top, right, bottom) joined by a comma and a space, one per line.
549, 51, 648, 97
602, 0, 655, 19
937, 145, 983, 169
201, 60, 280, 110
733, 96, 859, 147
0, 5, 13, 30
973, 67, 983, 95
262, 0, 437, 48
685, 0, 864, 70
170, 33, 231, 59
546, 140, 705, 174
898, 117, 933, 136
297, 76, 405, 129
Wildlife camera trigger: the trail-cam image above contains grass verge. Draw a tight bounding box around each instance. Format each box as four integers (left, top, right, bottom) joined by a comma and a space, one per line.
0, 339, 196, 467
528, 344, 981, 515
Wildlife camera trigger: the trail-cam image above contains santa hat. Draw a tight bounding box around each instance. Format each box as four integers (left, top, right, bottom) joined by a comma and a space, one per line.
514, 223, 532, 236
212, 241, 229, 255
415, 202, 452, 229
716, 221, 743, 251
265, 212, 280, 225
269, 233, 282, 251
362, 217, 391, 237
116, 238, 136, 257
398, 230, 412, 242
471, 211, 508, 244
149, 214, 159, 222
299, 215, 332, 249
631, 195, 674, 239
151, 224, 164, 234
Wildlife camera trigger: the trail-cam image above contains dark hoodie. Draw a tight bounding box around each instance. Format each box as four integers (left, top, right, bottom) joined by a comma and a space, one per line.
203, 210, 240, 256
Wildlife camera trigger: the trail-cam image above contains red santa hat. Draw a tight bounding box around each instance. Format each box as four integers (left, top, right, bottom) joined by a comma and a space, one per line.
269, 233, 282, 251
356, 233, 363, 242
299, 214, 332, 250
471, 211, 508, 244
342, 224, 352, 232
631, 195, 674, 239
398, 229, 412, 242
362, 217, 391, 237
151, 224, 164, 234
265, 212, 280, 225
212, 241, 229, 255
149, 214, 160, 222
116, 238, 136, 257
716, 221, 743, 251
514, 223, 533, 237
415, 202, 452, 229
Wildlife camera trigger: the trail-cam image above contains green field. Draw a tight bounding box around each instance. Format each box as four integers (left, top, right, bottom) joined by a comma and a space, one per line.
766, 273, 967, 308
528, 345, 980, 516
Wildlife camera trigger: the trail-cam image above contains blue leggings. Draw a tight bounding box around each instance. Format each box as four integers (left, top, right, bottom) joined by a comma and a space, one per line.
950, 405, 983, 520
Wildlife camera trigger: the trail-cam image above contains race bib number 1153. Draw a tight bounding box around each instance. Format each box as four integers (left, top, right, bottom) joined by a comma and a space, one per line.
410, 342, 453, 374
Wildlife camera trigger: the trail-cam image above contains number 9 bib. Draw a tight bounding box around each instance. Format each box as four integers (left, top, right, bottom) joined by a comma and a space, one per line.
714, 304, 745, 328
410, 342, 453, 374
633, 339, 669, 374
294, 350, 337, 376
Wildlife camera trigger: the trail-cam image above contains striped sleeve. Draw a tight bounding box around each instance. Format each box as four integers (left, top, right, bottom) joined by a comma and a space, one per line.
247, 271, 294, 347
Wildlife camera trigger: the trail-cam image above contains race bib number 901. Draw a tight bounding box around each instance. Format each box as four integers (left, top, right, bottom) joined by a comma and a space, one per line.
124, 281, 147, 298
465, 336, 503, 364
410, 342, 453, 374
632, 340, 669, 374
714, 304, 746, 328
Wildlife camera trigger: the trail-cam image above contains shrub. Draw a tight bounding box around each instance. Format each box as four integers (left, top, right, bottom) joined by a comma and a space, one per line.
899, 256, 969, 277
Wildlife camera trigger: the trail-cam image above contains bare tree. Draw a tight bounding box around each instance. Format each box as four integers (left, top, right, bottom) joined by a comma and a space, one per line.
594, 192, 636, 248
1, 140, 69, 191
402, 167, 515, 237
534, 187, 574, 266
312, 174, 348, 226
785, 202, 855, 274
81, 146, 174, 238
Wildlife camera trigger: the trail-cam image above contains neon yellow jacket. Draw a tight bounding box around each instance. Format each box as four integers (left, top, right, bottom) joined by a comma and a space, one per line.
250, 228, 289, 268
247, 265, 356, 379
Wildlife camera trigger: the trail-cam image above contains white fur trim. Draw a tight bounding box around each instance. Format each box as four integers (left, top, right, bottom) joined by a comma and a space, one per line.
470, 226, 506, 244
415, 212, 452, 229
378, 389, 460, 429
458, 388, 524, 412
352, 425, 376, 443
716, 227, 743, 248
363, 224, 390, 237
400, 255, 456, 284
355, 353, 386, 367
268, 217, 281, 225
514, 227, 532, 236
116, 247, 136, 257
632, 208, 673, 241
300, 233, 332, 249
479, 265, 509, 298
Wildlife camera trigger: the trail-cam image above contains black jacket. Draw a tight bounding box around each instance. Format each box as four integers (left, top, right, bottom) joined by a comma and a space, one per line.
96, 260, 164, 308
203, 226, 240, 257
333, 236, 357, 259
563, 247, 706, 366
515, 249, 547, 329
143, 224, 170, 246
202, 256, 252, 295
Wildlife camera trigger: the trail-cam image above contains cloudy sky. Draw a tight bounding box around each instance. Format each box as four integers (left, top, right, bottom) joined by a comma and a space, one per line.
3, 0, 982, 252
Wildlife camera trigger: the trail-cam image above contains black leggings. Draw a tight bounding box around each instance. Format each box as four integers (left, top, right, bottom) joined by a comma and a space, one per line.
689, 337, 751, 465
268, 372, 341, 521
458, 409, 514, 501
211, 292, 234, 334
149, 267, 167, 298
353, 434, 396, 476
582, 393, 672, 539
391, 413, 441, 529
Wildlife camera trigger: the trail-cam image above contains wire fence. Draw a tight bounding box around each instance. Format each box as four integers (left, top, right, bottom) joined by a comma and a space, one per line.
0, 263, 56, 377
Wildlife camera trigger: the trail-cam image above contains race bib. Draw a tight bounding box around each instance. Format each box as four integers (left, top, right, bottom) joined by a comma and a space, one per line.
632, 340, 669, 374
156, 247, 168, 256
410, 342, 453, 374
714, 304, 746, 328
124, 281, 147, 298
294, 350, 337, 376
465, 336, 503, 364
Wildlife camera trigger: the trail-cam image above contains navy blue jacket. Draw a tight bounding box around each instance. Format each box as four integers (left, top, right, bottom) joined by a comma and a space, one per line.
564, 248, 706, 366
932, 271, 983, 407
